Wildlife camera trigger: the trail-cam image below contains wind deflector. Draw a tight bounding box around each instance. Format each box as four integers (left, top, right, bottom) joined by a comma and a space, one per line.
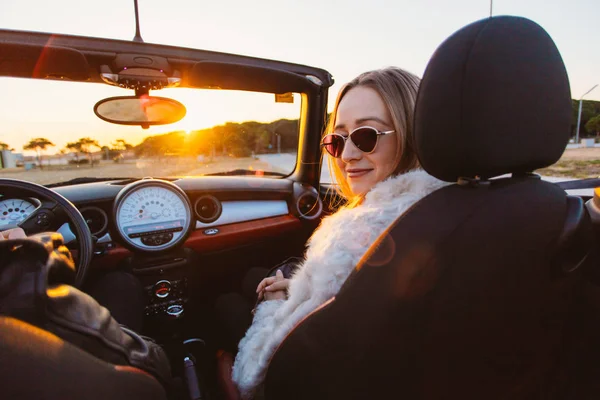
189, 61, 319, 94
0, 42, 90, 81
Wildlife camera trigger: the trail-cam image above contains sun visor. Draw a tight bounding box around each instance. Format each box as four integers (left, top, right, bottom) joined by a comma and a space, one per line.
189, 61, 318, 94
0, 42, 90, 81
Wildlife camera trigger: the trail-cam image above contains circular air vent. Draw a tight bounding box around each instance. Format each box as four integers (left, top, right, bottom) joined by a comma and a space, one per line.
296, 193, 322, 220
80, 206, 108, 236
194, 195, 222, 223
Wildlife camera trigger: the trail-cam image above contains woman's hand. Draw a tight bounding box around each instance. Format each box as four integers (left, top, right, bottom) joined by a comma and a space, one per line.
256, 269, 290, 301
0, 227, 26, 240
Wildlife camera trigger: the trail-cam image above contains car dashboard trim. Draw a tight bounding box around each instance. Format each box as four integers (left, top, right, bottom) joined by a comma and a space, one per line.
59, 200, 290, 248
195, 200, 288, 229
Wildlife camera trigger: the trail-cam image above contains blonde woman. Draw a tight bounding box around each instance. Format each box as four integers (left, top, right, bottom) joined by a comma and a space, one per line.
232, 67, 448, 399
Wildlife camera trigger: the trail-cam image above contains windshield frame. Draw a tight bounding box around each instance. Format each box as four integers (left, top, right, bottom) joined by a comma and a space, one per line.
0, 29, 333, 187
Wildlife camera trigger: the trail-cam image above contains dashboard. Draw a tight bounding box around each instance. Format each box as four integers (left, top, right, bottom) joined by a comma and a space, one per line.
0, 176, 323, 322
0, 174, 329, 335
1, 176, 323, 257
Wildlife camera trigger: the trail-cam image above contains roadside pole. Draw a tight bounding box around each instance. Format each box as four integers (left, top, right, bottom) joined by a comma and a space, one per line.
575, 84, 598, 144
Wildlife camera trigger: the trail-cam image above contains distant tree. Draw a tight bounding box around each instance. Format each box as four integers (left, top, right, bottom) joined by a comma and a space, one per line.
23, 137, 54, 169
0, 142, 13, 151
76, 137, 101, 167
66, 141, 82, 164
223, 123, 251, 157
268, 119, 299, 152
58, 149, 67, 165
132, 118, 301, 161
100, 145, 110, 161
134, 132, 185, 159
112, 139, 133, 151
254, 130, 270, 154
188, 128, 218, 160
572, 99, 600, 137
66, 138, 100, 167
586, 115, 600, 135
109, 139, 133, 161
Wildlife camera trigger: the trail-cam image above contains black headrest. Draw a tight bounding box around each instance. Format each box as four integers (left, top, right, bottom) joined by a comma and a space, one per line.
414, 16, 571, 182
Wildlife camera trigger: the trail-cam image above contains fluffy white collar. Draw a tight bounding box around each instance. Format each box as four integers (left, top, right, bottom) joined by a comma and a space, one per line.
232, 169, 448, 399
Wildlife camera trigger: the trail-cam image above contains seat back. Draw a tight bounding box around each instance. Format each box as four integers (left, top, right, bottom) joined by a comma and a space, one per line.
264, 16, 591, 399
266, 178, 587, 399
0, 316, 167, 400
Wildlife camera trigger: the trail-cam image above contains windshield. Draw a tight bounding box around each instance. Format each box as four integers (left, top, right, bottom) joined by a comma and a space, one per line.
0, 78, 302, 185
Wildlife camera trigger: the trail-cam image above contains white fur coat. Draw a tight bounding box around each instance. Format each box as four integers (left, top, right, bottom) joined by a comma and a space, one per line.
231, 170, 448, 399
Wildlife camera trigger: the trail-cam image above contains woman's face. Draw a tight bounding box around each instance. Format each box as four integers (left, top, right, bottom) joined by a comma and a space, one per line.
334, 86, 399, 197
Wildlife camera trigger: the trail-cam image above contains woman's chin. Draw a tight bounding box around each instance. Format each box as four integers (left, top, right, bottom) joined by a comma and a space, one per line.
348, 182, 373, 197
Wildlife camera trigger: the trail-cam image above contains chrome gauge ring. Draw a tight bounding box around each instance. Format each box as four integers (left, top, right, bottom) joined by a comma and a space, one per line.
114, 179, 193, 252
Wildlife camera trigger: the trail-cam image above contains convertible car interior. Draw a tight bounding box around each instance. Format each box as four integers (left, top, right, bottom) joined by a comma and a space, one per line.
1, 14, 599, 400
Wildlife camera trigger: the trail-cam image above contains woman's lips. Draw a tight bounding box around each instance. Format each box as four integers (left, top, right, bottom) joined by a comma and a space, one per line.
346, 169, 373, 178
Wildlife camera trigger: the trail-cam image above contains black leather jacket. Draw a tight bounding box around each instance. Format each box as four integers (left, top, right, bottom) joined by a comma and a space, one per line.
0, 233, 171, 386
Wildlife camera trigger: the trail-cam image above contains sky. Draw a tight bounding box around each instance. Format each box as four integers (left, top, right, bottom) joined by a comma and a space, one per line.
1, 0, 599, 154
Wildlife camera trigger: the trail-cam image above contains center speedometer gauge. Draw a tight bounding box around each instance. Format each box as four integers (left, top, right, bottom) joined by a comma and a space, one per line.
113, 179, 193, 252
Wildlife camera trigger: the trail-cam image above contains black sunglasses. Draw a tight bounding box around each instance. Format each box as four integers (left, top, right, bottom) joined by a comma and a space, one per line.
321, 126, 395, 158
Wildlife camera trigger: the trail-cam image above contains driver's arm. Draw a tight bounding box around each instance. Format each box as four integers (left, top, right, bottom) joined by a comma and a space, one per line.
0, 227, 26, 240
0, 225, 172, 385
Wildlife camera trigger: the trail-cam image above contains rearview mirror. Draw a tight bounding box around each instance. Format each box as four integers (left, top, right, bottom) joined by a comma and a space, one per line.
94, 96, 186, 128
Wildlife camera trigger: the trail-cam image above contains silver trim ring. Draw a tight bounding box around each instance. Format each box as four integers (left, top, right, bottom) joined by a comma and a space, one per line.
79, 206, 109, 236
296, 193, 323, 220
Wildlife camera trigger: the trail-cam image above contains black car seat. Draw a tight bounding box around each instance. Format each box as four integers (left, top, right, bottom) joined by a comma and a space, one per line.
264, 16, 592, 400
0, 316, 167, 400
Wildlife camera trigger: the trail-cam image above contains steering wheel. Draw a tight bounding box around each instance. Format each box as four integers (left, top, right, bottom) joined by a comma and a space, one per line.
0, 179, 93, 287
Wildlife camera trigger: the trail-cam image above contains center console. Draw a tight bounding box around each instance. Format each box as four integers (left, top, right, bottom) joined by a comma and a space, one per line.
121, 247, 198, 326
118, 246, 209, 398
144, 277, 188, 318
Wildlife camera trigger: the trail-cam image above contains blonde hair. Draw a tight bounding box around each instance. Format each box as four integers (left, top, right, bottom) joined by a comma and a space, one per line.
325, 67, 421, 207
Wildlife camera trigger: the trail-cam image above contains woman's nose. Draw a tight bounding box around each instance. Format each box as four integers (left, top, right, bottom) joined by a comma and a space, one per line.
340, 137, 362, 163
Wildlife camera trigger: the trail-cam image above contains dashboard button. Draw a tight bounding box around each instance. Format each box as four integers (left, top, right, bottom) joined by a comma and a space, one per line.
36, 212, 51, 227
154, 280, 171, 298
167, 304, 184, 318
